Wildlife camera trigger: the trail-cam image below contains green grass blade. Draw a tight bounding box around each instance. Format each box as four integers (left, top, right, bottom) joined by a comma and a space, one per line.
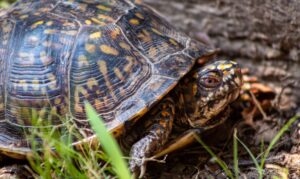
85, 102, 131, 179
194, 134, 233, 179
260, 115, 299, 169
235, 135, 262, 177
233, 128, 239, 179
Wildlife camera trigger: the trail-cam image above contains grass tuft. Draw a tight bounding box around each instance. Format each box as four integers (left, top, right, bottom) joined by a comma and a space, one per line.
196, 115, 298, 178
85, 102, 132, 179
26, 103, 133, 178
194, 135, 234, 179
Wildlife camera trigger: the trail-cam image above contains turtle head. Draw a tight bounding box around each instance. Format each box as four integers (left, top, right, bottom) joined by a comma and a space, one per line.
183, 60, 242, 129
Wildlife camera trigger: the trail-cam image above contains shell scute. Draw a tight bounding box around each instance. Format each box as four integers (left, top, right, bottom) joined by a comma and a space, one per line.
69, 25, 151, 125
0, 0, 214, 156
5, 14, 80, 126
0, 19, 16, 121
52, 0, 133, 26
117, 5, 186, 63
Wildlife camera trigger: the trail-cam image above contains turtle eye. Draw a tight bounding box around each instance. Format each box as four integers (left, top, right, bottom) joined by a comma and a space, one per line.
199, 72, 222, 88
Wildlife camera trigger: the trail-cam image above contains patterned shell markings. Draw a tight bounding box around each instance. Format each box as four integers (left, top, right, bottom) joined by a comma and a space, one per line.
0, 0, 209, 137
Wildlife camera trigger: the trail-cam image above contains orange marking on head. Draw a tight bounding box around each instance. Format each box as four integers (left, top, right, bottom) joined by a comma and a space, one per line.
217, 63, 233, 70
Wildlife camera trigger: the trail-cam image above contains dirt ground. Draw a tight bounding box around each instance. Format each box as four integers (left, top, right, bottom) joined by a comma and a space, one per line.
142, 0, 300, 178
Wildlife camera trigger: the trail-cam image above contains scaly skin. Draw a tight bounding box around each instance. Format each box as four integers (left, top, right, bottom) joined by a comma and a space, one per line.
122, 60, 242, 177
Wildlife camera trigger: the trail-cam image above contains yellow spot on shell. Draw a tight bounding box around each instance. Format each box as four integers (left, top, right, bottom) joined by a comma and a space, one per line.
49, 81, 57, 90
135, 12, 144, 19
98, 14, 115, 23
148, 47, 157, 58
110, 28, 120, 39
54, 98, 62, 105
89, 32, 102, 39
96, 5, 112, 11
100, 45, 119, 56
78, 86, 89, 97
124, 56, 134, 72
19, 80, 28, 91
217, 63, 233, 70
151, 28, 163, 36
129, 19, 140, 25
119, 42, 131, 50
85, 43, 96, 53
85, 20, 92, 25
114, 68, 124, 81
78, 3, 87, 11
169, 39, 178, 46
78, 55, 89, 67
31, 20, 44, 29
87, 78, 98, 90
19, 14, 29, 19
32, 79, 39, 90
46, 21, 53, 26
97, 61, 117, 100
94, 99, 102, 110
91, 18, 106, 25
75, 104, 83, 113
138, 29, 152, 43
48, 74, 56, 81
44, 29, 57, 34
62, 30, 77, 36
97, 61, 107, 74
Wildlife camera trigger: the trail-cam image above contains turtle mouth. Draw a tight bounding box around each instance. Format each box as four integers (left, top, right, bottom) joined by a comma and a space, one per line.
190, 87, 240, 129
202, 87, 240, 128
201, 106, 231, 129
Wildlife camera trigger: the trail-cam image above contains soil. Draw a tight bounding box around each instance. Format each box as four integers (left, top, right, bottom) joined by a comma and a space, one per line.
142, 0, 300, 178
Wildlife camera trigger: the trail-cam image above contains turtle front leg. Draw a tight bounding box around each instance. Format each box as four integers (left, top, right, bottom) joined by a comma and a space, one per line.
129, 98, 175, 178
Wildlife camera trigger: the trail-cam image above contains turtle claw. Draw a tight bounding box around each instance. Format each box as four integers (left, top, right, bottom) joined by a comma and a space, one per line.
129, 157, 146, 178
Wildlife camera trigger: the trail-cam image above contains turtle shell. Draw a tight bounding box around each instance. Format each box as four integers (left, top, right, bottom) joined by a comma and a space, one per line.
0, 0, 212, 158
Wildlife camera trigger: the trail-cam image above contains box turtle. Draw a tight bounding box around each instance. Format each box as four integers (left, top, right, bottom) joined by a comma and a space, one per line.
0, 0, 243, 177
